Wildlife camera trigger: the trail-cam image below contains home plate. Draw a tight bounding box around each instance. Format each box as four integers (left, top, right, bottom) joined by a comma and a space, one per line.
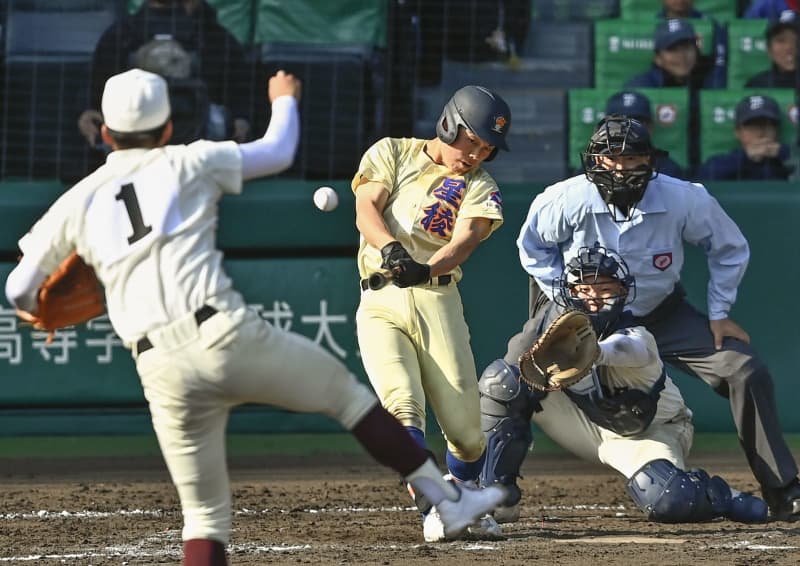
556, 536, 687, 544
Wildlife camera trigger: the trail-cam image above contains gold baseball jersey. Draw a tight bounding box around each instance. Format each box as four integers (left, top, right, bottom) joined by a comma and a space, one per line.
351, 137, 504, 281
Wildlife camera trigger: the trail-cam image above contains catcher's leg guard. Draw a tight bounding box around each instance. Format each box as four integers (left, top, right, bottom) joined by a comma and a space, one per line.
478, 359, 537, 507
626, 459, 768, 523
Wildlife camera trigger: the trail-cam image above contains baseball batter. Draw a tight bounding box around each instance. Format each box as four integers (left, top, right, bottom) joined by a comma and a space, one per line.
4, 69, 506, 565
352, 85, 511, 541
501, 114, 800, 522
480, 244, 768, 528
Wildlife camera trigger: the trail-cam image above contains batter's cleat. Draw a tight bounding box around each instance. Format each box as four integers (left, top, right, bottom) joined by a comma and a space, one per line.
493, 502, 520, 524
424, 483, 507, 542
466, 514, 504, 539
726, 492, 768, 523
763, 478, 800, 522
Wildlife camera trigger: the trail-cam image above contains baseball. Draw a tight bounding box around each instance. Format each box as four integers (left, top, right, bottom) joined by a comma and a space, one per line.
313, 186, 339, 212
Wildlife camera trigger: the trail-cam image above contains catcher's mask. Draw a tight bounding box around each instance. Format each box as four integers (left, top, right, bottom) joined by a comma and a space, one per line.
436, 85, 511, 162
553, 244, 636, 339
581, 114, 667, 221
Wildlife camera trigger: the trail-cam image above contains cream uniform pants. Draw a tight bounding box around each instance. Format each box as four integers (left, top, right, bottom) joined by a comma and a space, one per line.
356, 283, 485, 463
532, 390, 694, 478
135, 302, 379, 544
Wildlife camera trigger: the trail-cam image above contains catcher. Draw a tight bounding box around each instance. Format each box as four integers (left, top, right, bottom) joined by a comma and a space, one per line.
478, 244, 768, 532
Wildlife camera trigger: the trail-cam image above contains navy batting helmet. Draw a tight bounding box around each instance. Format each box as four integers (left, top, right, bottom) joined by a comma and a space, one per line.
436, 85, 511, 161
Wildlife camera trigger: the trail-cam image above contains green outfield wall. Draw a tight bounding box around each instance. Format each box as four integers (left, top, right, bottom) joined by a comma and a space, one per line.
0, 178, 798, 435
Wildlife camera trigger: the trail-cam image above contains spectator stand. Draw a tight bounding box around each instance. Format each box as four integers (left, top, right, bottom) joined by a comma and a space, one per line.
255, 0, 386, 180
698, 87, 798, 163
1, 0, 125, 182
727, 18, 772, 88
593, 17, 715, 89
567, 87, 690, 172
620, 0, 738, 22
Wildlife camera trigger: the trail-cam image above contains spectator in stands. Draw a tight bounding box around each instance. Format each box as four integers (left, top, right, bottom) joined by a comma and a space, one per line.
745, 10, 798, 88
626, 19, 722, 89
657, 1, 726, 88
605, 91, 688, 180
744, 0, 795, 19
696, 94, 794, 180
78, 0, 252, 151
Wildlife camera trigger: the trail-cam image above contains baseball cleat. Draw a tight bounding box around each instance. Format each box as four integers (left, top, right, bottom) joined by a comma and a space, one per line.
466, 513, 504, 539
763, 478, 800, 522
435, 482, 507, 540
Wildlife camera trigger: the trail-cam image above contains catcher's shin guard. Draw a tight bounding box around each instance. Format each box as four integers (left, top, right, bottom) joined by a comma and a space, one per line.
626, 459, 768, 523
478, 359, 536, 506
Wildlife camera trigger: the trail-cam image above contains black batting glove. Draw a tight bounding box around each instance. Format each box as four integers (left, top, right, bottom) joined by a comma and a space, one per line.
380, 241, 412, 271
393, 260, 431, 288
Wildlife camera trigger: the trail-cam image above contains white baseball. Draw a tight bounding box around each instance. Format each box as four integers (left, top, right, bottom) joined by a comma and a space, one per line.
313, 186, 339, 212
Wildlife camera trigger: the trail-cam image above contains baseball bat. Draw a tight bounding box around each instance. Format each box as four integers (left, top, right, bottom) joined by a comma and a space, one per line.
367, 271, 393, 290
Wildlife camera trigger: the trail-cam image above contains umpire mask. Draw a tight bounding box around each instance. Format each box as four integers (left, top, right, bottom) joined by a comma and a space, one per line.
581, 115, 666, 222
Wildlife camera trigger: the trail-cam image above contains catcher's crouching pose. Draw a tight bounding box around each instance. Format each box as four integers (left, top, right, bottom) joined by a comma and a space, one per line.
5, 69, 505, 566
479, 245, 768, 530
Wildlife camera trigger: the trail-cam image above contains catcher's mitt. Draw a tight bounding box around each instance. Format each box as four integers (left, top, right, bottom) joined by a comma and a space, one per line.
16, 252, 105, 343
518, 309, 600, 391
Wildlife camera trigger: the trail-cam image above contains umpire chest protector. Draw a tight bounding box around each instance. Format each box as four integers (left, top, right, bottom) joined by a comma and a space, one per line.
564, 366, 667, 437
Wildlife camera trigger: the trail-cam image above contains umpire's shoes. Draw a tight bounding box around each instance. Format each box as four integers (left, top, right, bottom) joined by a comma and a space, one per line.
423, 483, 507, 542
763, 478, 800, 522
493, 503, 520, 524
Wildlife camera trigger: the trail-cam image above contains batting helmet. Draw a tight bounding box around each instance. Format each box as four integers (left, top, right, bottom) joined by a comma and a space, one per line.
436, 85, 511, 162
581, 114, 666, 220
553, 244, 636, 339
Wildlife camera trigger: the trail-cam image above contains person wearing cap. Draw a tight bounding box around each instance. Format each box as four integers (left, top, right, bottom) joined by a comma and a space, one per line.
604, 90, 688, 180
4, 69, 510, 565
78, 1, 253, 156
745, 10, 798, 88
697, 94, 794, 180
351, 85, 512, 541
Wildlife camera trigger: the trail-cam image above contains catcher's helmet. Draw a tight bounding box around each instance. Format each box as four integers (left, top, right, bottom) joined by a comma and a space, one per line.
581, 114, 666, 221
553, 244, 636, 339
436, 85, 511, 162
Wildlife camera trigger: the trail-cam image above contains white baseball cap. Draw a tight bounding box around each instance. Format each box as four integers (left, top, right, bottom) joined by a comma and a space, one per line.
101, 69, 171, 133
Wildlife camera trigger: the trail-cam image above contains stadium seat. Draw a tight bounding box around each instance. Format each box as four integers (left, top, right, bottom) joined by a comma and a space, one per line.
567, 87, 690, 172
260, 42, 380, 180
531, 0, 620, 21
1, 0, 122, 181
620, 0, 737, 22
698, 88, 798, 163
727, 19, 770, 89
593, 18, 715, 89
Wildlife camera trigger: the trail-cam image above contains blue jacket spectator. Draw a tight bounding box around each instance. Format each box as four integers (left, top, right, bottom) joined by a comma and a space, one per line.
605, 90, 689, 180
745, 10, 798, 88
745, 0, 792, 18
696, 94, 794, 180
657, 1, 727, 89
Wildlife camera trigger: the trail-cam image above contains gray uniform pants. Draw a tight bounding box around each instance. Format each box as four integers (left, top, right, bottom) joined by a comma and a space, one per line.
505, 279, 798, 489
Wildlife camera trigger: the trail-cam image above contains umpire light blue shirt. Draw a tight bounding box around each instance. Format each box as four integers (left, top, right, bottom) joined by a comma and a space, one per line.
518, 173, 749, 319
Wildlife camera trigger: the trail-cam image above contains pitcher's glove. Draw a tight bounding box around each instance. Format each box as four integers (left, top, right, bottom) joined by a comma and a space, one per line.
380, 241, 430, 288
518, 309, 599, 391
16, 252, 106, 343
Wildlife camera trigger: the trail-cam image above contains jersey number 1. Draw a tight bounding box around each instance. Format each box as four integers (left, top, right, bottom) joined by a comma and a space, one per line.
116, 183, 152, 244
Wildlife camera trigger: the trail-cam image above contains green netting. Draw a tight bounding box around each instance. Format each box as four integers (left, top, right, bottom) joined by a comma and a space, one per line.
594, 18, 714, 89
727, 19, 771, 89
255, 0, 387, 46
127, 0, 252, 45
620, 0, 737, 21
698, 88, 798, 162
568, 87, 690, 170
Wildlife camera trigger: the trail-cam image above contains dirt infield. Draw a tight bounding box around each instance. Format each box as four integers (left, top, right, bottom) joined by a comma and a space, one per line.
1, 451, 799, 565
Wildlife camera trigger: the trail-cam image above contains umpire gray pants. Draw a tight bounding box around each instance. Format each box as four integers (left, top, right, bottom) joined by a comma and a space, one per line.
505, 279, 798, 490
